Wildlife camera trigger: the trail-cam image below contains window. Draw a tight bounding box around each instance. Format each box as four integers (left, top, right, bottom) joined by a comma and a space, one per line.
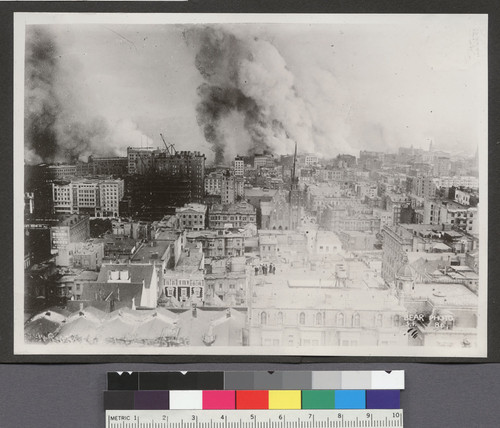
393, 314, 400, 327
277, 311, 283, 325
261, 312, 267, 325
316, 312, 323, 325
337, 312, 345, 327
299, 312, 306, 325
353, 313, 360, 327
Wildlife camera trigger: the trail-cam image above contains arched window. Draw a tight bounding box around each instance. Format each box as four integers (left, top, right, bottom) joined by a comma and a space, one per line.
316, 312, 323, 325
337, 312, 345, 327
353, 313, 360, 327
261, 312, 267, 325
393, 314, 400, 327
277, 311, 283, 325
376, 313, 383, 327
299, 312, 306, 325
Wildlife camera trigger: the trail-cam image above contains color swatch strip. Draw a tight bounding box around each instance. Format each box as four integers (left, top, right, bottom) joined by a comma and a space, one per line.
107, 371, 404, 391
104, 389, 400, 410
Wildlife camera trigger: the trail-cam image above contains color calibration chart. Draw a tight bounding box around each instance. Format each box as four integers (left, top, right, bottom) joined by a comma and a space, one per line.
105, 371, 404, 428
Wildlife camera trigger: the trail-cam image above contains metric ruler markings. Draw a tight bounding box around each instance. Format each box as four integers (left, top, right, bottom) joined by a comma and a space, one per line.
106, 410, 403, 428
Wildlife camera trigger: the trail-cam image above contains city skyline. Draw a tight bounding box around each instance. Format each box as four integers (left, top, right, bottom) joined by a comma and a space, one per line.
23, 15, 485, 166
15, 13, 487, 358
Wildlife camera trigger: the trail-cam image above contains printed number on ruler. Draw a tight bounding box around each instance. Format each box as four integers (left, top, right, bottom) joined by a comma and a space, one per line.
106, 409, 403, 428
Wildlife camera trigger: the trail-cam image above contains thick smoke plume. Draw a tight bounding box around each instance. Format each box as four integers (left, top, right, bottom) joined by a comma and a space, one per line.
24, 27, 151, 165
185, 26, 350, 164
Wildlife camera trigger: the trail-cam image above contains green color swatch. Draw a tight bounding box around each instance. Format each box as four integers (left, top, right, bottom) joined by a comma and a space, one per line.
301, 390, 335, 409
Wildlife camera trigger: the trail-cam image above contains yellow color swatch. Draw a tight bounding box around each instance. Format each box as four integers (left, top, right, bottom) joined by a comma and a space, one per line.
268, 390, 302, 409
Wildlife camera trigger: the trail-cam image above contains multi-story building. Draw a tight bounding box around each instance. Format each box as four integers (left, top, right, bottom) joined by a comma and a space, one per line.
52, 178, 124, 217
439, 176, 479, 189
254, 154, 274, 169
152, 151, 206, 202
304, 154, 318, 166
221, 171, 236, 205
88, 155, 128, 176
317, 169, 344, 182
384, 193, 411, 225
204, 256, 248, 306
47, 164, 77, 179
372, 208, 394, 232
433, 156, 451, 177
381, 223, 477, 285
52, 181, 73, 214
249, 263, 406, 347
204, 171, 223, 195
381, 224, 424, 284
186, 229, 245, 258
411, 176, 439, 199
127, 147, 156, 174
162, 245, 205, 308
112, 219, 151, 240
423, 199, 479, 235
208, 202, 257, 230
357, 182, 378, 200
99, 179, 125, 217
333, 215, 381, 233
234, 156, 245, 176
338, 230, 377, 251
175, 203, 207, 231
56, 241, 104, 269
50, 215, 90, 251
221, 172, 245, 205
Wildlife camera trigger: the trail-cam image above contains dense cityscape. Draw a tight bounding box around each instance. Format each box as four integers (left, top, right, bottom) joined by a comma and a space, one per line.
23, 142, 480, 351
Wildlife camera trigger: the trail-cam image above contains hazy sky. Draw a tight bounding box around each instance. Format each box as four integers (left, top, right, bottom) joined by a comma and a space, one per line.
24, 15, 487, 163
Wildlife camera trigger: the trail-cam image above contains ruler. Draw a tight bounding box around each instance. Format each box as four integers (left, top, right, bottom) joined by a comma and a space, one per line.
106, 409, 403, 428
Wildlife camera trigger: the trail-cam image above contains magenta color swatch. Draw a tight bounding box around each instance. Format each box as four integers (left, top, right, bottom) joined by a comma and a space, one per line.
202, 390, 235, 409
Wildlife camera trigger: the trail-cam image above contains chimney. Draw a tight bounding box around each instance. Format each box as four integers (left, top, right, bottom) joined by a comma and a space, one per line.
226, 308, 231, 318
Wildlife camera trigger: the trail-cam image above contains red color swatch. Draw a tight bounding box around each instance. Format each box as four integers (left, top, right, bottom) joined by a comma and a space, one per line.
236, 390, 269, 409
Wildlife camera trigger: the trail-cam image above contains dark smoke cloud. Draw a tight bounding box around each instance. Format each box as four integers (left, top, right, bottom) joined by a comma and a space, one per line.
24, 27, 60, 163
185, 26, 293, 164
24, 26, 151, 164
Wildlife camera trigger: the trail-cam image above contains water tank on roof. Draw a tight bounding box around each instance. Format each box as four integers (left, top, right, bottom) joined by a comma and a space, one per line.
119, 270, 130, 281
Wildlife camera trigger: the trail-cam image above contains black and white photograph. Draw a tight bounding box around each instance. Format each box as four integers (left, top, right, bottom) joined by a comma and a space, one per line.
13, 13, 487, 357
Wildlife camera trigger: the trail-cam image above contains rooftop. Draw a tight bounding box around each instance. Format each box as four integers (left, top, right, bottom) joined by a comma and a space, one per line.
56, 215, 88, 227
175, 248, 204, 273
252, 262, 392, 311
176, 203, 207, 214
409, 283, 478, 308
97, 263, 155, 287
75, 271, 99, 282
244, 187, 278, 198
211, 202, 256, 215
131, 241, 171, 263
